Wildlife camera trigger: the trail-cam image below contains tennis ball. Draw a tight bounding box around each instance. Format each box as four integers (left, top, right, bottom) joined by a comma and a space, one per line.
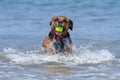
55, 26, 64, 32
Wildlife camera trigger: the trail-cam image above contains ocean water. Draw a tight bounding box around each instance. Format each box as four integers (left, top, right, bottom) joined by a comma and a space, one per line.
0, 0, 120, 80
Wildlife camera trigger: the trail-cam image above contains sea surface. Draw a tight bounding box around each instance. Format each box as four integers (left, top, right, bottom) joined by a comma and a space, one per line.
0, 0, 120, 80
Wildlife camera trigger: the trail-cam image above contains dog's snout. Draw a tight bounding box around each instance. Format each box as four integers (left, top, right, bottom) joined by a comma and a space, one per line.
58, 21, 62, 23
56, 20, 64, 26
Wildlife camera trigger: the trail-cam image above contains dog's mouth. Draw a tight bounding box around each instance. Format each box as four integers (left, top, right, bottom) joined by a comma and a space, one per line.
54, 25, 65, 36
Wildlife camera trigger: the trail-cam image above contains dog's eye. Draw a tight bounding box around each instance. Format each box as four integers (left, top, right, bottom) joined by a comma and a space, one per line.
63, 19, 66, 22
54, 19, 58, 22
63, 19, 65, 22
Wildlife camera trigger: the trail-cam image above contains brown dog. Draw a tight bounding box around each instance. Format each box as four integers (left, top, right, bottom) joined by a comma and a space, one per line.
42, 16, 73, 54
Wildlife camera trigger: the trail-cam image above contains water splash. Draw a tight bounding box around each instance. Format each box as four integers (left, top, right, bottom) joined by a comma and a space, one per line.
1, 47, 115, 65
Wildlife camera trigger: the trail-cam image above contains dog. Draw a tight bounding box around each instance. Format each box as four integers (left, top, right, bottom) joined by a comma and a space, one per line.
42, 16, 73, 54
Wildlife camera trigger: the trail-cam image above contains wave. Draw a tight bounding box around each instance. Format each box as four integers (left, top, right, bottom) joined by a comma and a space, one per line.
0, 46, 115, 65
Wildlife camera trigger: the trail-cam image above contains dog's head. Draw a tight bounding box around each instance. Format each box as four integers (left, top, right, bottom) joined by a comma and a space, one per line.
50, 16, 73, 35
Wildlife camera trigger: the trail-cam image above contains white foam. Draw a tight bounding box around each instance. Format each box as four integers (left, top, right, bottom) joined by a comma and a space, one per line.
2, 47, 115, 65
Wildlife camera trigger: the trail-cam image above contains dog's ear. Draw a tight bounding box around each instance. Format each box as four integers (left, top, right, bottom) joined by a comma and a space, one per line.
50, 16, 57, 26
69, 19, 73, 30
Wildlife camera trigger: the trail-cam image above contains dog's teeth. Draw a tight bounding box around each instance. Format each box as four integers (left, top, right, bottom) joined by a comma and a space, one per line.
62, 23, 65, 26
55, 21, 58, 26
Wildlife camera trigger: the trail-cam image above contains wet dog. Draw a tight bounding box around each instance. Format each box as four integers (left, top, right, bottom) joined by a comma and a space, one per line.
42, 16, 73, 54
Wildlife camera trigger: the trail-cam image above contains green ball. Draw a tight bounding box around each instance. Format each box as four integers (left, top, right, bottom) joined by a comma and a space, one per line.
55, 26, 64, 32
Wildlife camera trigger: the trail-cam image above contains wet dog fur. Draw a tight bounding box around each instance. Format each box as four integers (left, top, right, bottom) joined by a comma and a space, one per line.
42, 16, 73, 54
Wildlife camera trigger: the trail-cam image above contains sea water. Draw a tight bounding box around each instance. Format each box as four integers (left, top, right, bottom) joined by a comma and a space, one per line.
0, 0, 120, 80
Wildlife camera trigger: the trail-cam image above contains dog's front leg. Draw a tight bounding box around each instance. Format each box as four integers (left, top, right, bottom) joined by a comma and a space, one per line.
42, 36, 56, 54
